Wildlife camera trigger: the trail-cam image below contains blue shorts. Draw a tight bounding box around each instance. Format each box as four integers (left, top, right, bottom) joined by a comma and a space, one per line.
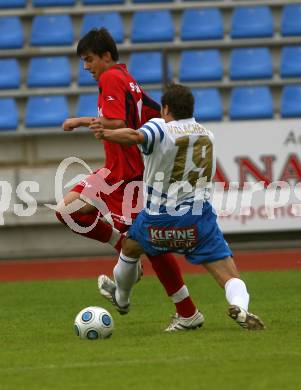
128, 202, 232, 265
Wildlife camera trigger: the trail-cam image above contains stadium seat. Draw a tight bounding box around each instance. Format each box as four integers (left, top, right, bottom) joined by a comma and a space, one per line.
0, 59, 21, 89
0, 98, 18, 130
27, 57, 71, 87
30, 15, 74, 46
181, 9, 223, 41
83, 0, 124, 4
0, 0, 26, 7
281, 85, 301, 118
0, 17, 24, 49
25, 96, 69, 127
230, 87, 273, 119
147, 90, 162, 104
131, 11, 174, 43
179, 50, 223, 82
129, 52, 171, 84
78, 63, 97, 86
192, 88, 223, 121
76, 94, 98, 117
229, 48, 273, 80
231, 6, 274, 38
280, 46, 301, 78
33, 0, 75, 6
81, 13, 124, 43
133, 0, 173, 3
281, 4, 301, 36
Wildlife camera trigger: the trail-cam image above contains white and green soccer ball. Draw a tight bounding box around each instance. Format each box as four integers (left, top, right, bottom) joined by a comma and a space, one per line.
74, 306, 114, 340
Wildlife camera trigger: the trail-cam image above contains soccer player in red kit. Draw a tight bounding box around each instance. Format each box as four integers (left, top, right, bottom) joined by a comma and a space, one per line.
57, 28, 197, 327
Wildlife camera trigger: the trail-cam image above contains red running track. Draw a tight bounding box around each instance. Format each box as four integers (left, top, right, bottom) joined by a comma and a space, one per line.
0, 249, 301, 282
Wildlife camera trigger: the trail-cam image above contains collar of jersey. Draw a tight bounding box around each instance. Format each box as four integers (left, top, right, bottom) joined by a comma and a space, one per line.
168, 117, 196, 125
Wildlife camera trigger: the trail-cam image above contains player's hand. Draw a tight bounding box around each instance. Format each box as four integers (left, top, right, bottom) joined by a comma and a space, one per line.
62, 118, 81, 131
90, 118, 105, 140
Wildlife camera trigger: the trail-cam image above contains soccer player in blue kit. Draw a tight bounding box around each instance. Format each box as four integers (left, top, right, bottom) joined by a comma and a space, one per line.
92, 84, 265, 331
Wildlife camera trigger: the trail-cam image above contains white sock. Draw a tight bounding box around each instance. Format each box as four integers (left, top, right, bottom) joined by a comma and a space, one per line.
107, 227, 121, 248
170, 285, 189, 303
113, 251, 139, 307
225, 278, 250, 312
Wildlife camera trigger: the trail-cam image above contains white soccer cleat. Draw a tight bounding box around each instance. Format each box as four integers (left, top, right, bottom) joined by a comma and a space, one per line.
165, 310, 204, 332
228, 305, 265, 330
98, 275, 130, 315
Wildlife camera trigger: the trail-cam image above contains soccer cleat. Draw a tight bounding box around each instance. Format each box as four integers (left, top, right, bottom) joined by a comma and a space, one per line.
98, 275, 130, 315
228, 305, 265, 330
165, 310, 204, 332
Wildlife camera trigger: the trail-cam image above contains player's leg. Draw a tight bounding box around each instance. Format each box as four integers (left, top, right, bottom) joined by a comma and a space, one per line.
203, 257, 265, 330
100, 231, 203, 331
98, 237, 143, 314
56, 189, 123, 251
147, 253, 197, 318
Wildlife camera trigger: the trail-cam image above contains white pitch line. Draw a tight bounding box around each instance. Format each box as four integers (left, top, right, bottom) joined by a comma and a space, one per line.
0, 356, 196, 373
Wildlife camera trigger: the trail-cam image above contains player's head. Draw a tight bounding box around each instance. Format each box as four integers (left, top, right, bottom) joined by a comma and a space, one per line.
77, 28, 119, 80
161, 84, 194, 121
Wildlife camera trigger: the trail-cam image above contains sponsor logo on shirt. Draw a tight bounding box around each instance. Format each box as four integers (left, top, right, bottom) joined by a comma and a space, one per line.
104, 95, 116, 101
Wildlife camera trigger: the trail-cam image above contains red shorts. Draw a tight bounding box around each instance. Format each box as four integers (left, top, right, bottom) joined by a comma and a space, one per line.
71, 168, 143, 233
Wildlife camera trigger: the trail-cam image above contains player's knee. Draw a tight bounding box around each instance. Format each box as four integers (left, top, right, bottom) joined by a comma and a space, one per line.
121, 238, 142, 258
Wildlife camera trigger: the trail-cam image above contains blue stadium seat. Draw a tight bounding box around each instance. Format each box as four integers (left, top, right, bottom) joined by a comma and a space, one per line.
25, 96, 69, 127
192, 88, 223, 121
280, 46, 301, 78
179, 50, 223, 82
281, 4, 301, 36
76, 94, 98, 117
83, 0, 124, 3
133, 0, 173, 3
281, 85, 301, 118
181, 9, 223, 41
30, 15, 73, 46
147, 90, 162, 104
78, 63, 97, 86
28, 57, 71, 87
0, 59, 21, 89
231, 6, 274, 38
33, 0, 75, 5
230, 87, 273, 119
229, 48, 272, 80
81, 13, 124, 43
131, 11, 174, 43
0, 17, 24, 49
0, 98, 18, 130
129, 52, 171, 84
0, 0, 26, 7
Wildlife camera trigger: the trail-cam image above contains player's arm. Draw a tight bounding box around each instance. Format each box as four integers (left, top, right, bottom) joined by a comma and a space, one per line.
62, 117, 95, 131
90, 125, 145, 145
91, 116, 126, 130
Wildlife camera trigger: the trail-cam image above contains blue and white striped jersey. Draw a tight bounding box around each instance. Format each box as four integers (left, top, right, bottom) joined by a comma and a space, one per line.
138, 117, 216, 215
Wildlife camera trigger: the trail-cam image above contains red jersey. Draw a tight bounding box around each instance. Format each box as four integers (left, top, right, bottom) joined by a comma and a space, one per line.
97, 64, 160, 185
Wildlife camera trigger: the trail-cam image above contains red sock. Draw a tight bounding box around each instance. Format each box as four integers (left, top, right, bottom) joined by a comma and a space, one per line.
175, 297, 196, 318
147, 253, 184, 295
147, 253, 196, 318
56, 211, 113, 244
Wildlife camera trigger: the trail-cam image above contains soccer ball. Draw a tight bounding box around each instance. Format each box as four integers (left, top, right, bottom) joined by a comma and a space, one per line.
74, 306, 114, 340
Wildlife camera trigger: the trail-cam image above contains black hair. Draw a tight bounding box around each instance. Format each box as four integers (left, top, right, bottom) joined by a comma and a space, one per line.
161, 84, 194, 120
77, 28, 119, 61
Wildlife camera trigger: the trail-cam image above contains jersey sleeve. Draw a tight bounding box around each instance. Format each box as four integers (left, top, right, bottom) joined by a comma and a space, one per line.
138, 119, 165, 155
100, 72, 126, 121
141, 92, 161, 121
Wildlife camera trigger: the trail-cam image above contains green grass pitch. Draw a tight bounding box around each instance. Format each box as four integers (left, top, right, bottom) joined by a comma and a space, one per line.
0, 270, 300, 390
